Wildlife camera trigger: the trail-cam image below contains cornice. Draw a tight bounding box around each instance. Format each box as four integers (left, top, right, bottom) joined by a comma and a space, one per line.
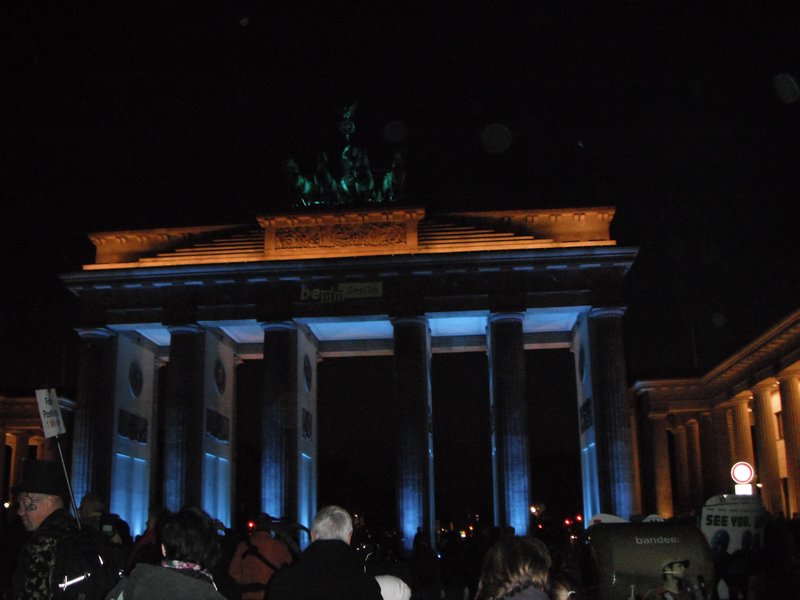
632, 309, 800, 415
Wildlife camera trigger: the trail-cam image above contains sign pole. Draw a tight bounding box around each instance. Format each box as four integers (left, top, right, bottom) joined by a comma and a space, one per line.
54, 434, 81, 529
34, 388, 81, 529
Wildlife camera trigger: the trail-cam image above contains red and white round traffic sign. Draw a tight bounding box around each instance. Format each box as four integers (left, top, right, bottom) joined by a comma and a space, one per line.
730, 461, 755, 485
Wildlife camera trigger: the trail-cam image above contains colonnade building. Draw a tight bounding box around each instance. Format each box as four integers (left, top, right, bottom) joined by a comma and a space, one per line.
632, 308, 800, 519
41, 206, 639, 546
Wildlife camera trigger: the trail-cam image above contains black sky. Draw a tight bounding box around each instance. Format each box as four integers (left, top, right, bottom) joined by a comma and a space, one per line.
3, 2, 800, 523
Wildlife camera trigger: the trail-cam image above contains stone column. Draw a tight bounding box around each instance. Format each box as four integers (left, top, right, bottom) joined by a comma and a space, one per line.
650, 415, 673, 518
0, 429, 7, 500
778, 367, 800, 514
752, 380, 784, 514
392, 316, 435, 550
9, 432, 30, 493
686, 419, 704, 508
71, 328, 117, 505
589, 307, 635, 519
151, 356, 168, 512
261, 322, 298, 521
163, 325, 206, 511
700, 409, 730, 498
673, 424, 691, 514
730, 393, 755, 465
487, 312, 530, 535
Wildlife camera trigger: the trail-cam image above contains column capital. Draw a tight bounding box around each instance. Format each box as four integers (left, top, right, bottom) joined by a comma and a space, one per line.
752, 379, 779, 395
391, 315, 429, 327
778, 366, 800, 382
731, 390, 753, 405
77, 327, 114, 339
167, 324, 202, 335
487, 312, 524, 325
671, 421, 687, 433
589, 306, 626, 319
260, 321, 297, 333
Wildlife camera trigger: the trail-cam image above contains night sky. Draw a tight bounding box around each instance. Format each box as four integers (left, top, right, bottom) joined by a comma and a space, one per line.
3, 3, 799, 525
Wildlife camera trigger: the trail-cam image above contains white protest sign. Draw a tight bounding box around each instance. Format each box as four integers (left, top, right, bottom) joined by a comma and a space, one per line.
35, 388, 66, 438
701, 494, 767, 554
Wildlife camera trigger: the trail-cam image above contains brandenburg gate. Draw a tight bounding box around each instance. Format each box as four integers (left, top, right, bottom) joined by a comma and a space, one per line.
61, 206, 639, 548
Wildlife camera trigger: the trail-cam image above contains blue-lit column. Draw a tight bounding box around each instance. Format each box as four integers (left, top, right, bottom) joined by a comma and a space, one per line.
392, 316, 435, 552
589, 307, 635, 519
752, 380, 784, 514
163, 325, 205, 511
261, 322, 298, 522
487, 312, 530, 535
778, 367, 800, 515
71, 328, 117, 505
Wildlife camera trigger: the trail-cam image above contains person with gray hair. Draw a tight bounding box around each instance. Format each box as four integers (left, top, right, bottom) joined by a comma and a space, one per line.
268, 505, 381, 600
311, 505, 353, 542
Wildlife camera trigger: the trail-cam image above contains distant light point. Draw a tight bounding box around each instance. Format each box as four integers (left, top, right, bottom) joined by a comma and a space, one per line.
239, 17, 250, 27
712, 313, 727, 328
480, 123, 513, 154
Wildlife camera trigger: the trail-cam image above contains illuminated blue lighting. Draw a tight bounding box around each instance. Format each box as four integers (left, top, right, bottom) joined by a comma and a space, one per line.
581, 443, 600, 525
428, 315, 487, 337
203, 453, 231, 527
262, 452, 284, 520
399, 482, 422, 552
504, 434, 530, 536
306, 320, 394, 341
298, 454, 314, 549
110, 453, 148, 537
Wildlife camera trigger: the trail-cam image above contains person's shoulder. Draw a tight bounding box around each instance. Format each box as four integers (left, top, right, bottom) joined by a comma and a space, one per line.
127, 565, 226, 600
32, 508, 77, 543
507, 587, 549, 600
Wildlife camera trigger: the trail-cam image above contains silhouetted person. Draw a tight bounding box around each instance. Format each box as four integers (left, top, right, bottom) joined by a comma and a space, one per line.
105, 507, 225, 600
268, 505, 382, 600
10, 459, 77, 600
474, 536, 551, 600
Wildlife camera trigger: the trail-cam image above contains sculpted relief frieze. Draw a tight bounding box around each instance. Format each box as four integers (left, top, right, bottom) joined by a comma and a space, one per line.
276, 222, 407, 249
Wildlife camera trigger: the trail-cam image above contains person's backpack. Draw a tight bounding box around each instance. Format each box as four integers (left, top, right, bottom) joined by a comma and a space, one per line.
52, 524, 124, 600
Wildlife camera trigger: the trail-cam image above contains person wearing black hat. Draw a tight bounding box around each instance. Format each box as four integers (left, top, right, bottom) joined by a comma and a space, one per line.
10, 458, 78, 600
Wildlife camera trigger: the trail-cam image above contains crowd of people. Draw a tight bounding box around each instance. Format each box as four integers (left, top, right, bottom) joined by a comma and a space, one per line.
3, 459, 800, 600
